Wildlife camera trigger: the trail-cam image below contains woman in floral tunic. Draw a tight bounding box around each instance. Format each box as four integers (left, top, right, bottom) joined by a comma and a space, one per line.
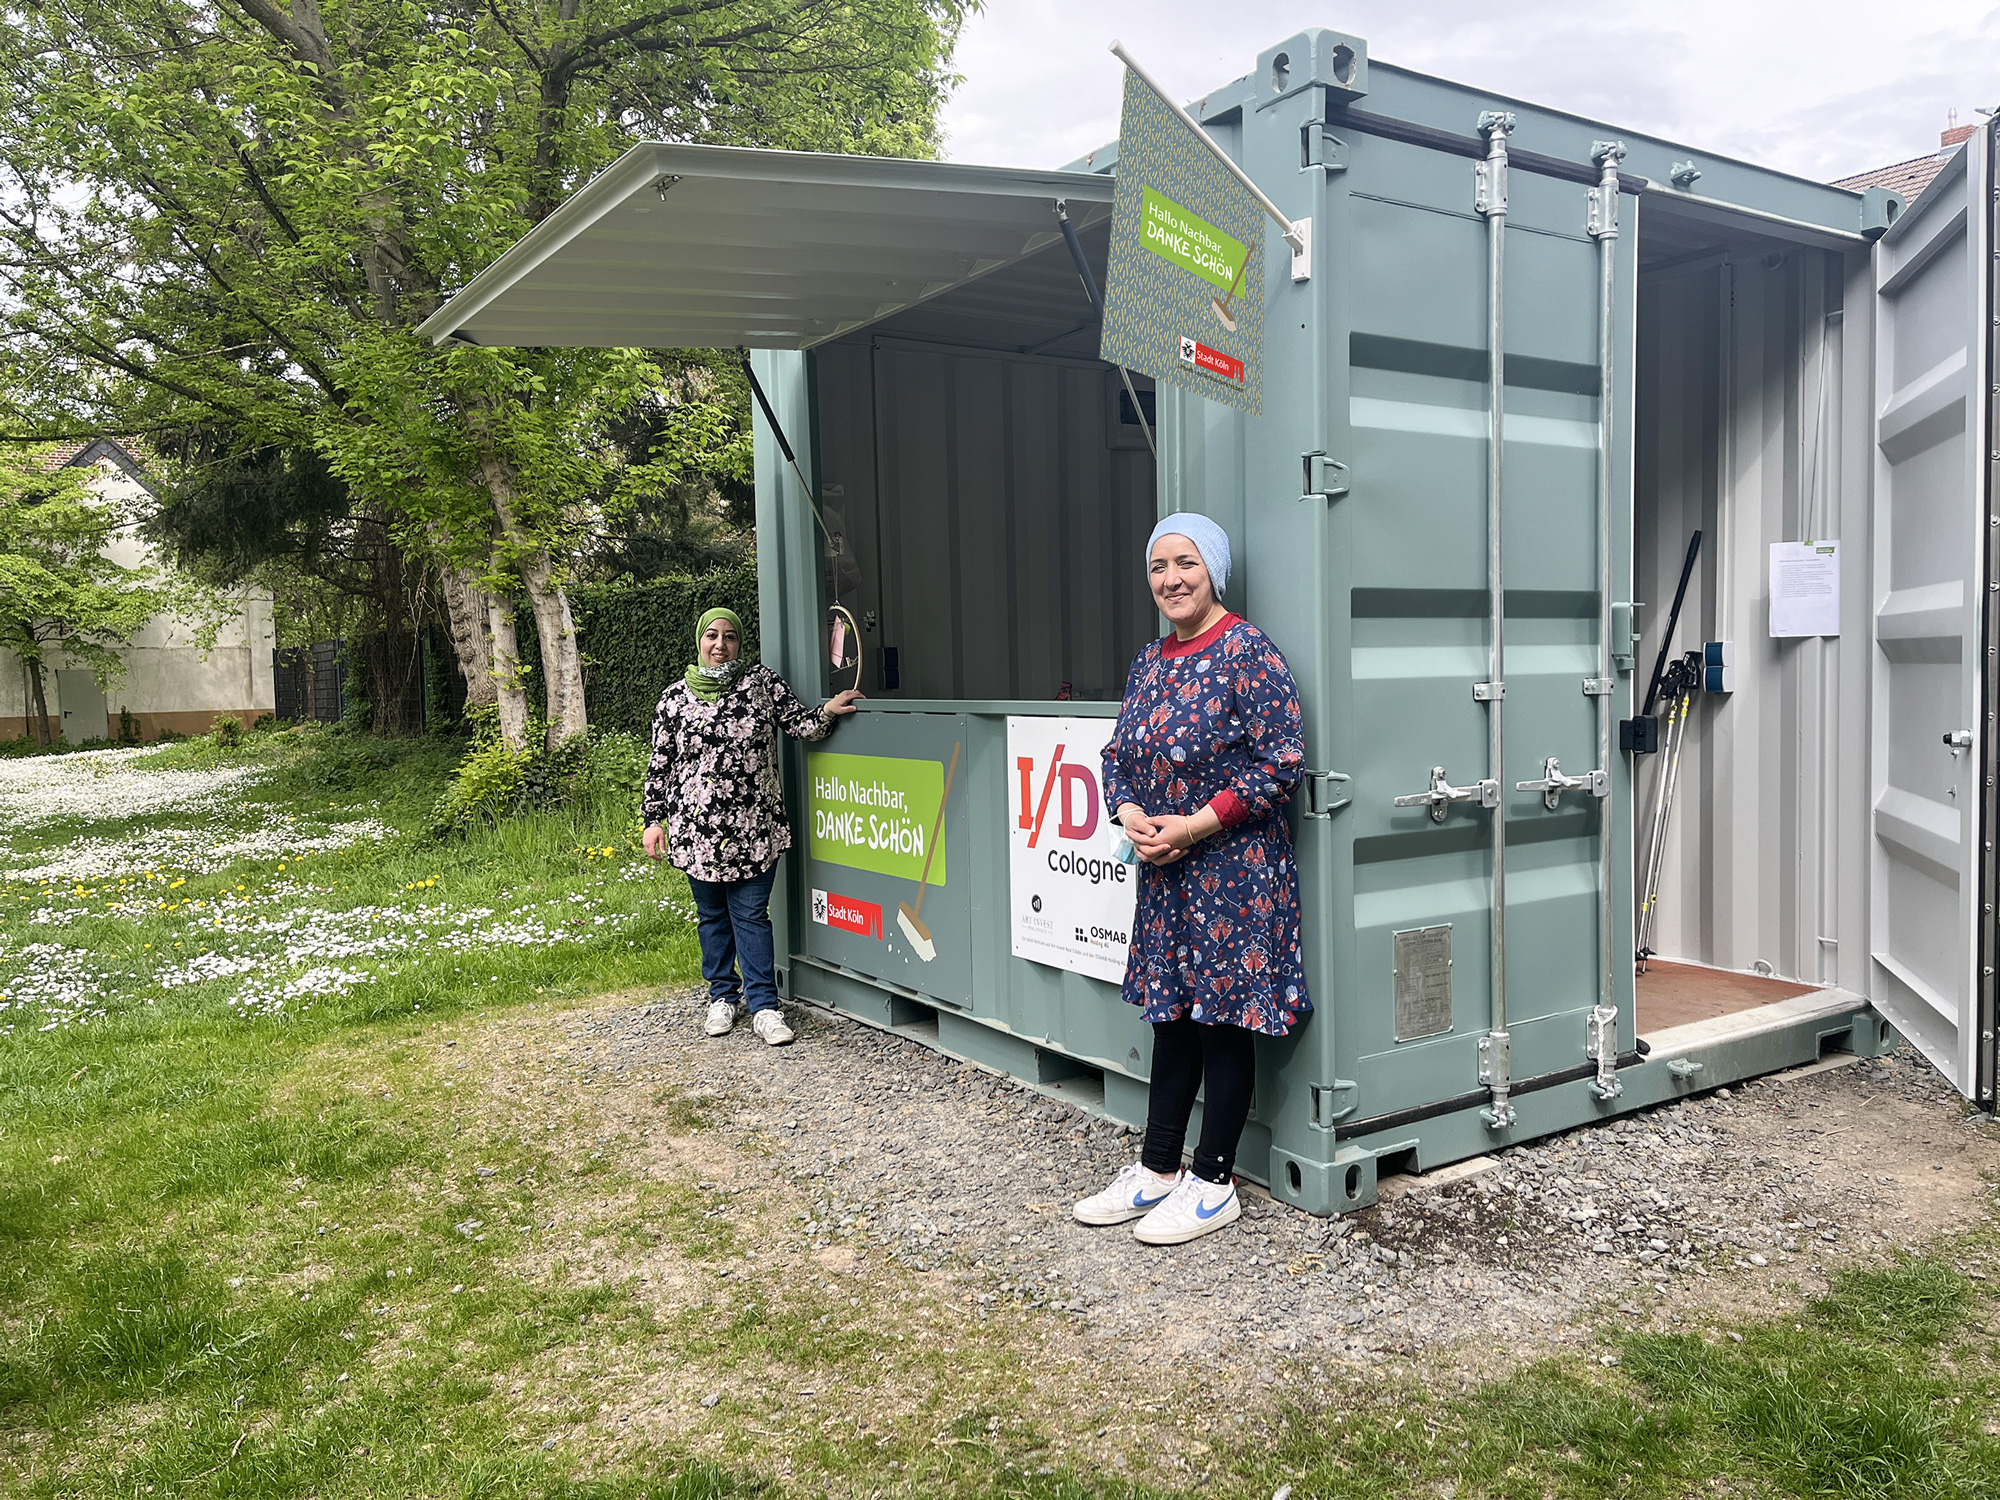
642, 607, 862, 1045
1073, 514, 1311, 1244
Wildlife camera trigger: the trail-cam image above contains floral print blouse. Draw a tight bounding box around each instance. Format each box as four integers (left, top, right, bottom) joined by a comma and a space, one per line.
641, 664, 833, 884
1101, 615, 1312, 1037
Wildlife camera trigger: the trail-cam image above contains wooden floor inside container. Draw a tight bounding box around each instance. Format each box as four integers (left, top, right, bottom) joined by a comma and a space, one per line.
1635, 959, 1819, 1033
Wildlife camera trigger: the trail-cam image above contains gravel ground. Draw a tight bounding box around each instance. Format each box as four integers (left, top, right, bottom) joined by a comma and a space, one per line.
574, 990, 2000, 1376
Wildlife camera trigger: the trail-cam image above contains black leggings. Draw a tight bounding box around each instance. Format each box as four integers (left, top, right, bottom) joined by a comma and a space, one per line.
1140, 1017, 1256, 1184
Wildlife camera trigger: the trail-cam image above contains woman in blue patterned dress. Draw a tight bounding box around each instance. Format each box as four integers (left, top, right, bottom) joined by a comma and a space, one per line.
1073, 514, 1311, 1245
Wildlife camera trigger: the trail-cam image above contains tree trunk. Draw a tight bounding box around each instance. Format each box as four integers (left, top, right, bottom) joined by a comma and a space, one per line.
519, 552, 585, 750
365, 628, 424, 735
26, 657, 51, 748
439, 564, 498, 712
485, 587, 531, 752
476, 452, 587, 749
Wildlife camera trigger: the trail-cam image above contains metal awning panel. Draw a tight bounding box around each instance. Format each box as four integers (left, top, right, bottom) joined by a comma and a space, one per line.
416, 143, 1116, 350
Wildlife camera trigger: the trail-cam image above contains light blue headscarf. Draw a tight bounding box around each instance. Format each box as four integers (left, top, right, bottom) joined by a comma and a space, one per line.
1146, 513, 1231, 599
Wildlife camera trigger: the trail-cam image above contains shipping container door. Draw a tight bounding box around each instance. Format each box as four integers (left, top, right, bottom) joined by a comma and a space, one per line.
1341, 123, 1634, 1125
1868, 119, 1998, 1099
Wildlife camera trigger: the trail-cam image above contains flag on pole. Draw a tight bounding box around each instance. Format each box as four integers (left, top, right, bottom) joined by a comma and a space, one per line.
1100, 67, 1265, 417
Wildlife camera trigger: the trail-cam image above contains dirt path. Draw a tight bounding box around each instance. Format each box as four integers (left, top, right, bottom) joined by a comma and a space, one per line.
440, 989, 2000, 1485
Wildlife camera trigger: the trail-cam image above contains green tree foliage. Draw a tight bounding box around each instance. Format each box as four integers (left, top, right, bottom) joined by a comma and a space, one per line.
517, 561, 760, 735
0, 0, 966, 747
0, 450, 167, 746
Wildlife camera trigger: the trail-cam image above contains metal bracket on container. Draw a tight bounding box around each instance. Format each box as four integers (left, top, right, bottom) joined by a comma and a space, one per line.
1302, 452, 1350, 500
1585, 1004, 1623, 1101
1310, 1080, 1359, 1127
1515, 755, 1608, 811
1582, 677, 1614, 697
1669, 160, 1703, 190
1473, 111, 1514, 215
1477, 1030, 1516, 1128
1394, 766, 1499, 823
1302, 769, 1353, 817
1587, 140, 1626, 239
1611, 602, 1642, 671
1665, 1057, 1705, 1078
1302, 121, 1349, 173
1472, 680, 1505, 702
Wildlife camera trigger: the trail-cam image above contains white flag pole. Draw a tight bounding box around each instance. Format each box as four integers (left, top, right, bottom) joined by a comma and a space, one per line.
1109, 39, 1307, 257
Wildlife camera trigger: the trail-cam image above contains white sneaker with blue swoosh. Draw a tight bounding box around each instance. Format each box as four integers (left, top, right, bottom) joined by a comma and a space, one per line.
1133, 1172, 1240, 1245
1072, 1162, 1180, 1226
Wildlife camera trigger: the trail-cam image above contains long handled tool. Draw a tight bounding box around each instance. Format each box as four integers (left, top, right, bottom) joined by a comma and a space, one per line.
1636, 654, 1701, 968
897, 741, 960, 963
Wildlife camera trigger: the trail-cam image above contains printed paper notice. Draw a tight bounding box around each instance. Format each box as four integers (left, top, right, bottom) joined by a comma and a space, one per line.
1770, 541, 1840, 637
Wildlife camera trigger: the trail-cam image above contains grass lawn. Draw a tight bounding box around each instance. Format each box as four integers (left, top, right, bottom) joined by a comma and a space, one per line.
4, 726, 2000, 1498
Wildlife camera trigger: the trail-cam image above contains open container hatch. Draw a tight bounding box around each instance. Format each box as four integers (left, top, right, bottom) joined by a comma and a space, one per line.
416, 143, 1116, 350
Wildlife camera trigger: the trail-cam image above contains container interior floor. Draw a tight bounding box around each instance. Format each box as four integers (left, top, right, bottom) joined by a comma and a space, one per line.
1634, 959, 1818, 1034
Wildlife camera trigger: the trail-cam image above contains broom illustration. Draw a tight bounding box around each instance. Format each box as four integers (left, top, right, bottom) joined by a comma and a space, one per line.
1210, 242, 1249, 332
896, 740, 959, 964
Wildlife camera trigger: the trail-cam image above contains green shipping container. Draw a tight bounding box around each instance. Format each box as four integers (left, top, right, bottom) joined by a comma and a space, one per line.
420, 28, 1997, 1213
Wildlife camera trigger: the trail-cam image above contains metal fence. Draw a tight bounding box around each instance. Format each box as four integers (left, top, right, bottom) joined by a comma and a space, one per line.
272, 640, 343, 723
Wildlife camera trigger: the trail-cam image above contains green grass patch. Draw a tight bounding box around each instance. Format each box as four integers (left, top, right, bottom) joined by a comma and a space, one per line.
8, 730, 2000, 1499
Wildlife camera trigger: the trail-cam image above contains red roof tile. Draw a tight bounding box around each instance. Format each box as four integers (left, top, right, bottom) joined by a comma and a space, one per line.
1834, 147, 1959, 205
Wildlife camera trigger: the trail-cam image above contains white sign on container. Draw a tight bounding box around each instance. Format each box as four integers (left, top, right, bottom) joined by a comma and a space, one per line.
1770, 540, 1841, 637
1006, 716, 1139, 986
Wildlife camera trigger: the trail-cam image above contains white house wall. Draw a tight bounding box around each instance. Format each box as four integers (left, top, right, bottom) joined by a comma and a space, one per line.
0, 456, 276, 742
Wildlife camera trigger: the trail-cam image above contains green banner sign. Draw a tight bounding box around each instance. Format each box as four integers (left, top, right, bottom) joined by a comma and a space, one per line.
1100, 69, 1265, 417
1141, 186, 1247, 294
807, 751, 947, 886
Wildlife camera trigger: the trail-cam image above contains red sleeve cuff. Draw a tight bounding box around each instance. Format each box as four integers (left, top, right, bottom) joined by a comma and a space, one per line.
1208, 791, 1251, 830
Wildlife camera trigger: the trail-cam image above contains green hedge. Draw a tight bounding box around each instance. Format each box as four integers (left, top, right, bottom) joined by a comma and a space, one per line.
518, 563, 762, 735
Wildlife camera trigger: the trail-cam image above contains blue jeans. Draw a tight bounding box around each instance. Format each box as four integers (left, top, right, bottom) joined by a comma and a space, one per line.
686, 864, 780, 1014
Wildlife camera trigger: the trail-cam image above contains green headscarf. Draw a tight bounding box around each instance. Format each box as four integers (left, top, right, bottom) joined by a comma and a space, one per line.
684, 607, 746, 703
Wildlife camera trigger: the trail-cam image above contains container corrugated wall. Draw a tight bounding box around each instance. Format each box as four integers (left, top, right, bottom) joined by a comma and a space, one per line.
1633, 242, 1874, 990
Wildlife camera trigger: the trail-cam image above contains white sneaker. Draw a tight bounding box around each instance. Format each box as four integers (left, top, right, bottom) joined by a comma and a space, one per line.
1074, 1161, 1181, 1226
703, 1000, 737, 1037
751, 1008, 795, 1046
1133, 1172, 1241, 1245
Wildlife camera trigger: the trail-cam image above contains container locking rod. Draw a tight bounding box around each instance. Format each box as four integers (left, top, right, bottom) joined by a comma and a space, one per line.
1476, 110, 1515, 1130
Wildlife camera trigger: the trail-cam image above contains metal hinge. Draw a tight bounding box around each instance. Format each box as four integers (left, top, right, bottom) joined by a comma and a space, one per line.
1302, 121, 1349, 173
1303, 452, 1350, 499
1302, 769, 1353, 817
1310, 1080, 1359, 1127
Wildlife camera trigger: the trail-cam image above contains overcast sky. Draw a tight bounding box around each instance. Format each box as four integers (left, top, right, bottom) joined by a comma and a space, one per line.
939, 1, 2000, 185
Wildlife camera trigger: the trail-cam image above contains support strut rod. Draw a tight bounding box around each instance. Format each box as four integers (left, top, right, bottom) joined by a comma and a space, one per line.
1054, 199, 1155, 460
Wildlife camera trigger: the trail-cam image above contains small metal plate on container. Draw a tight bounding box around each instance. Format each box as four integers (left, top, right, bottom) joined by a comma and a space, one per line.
1394, 924, 1454, 1041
